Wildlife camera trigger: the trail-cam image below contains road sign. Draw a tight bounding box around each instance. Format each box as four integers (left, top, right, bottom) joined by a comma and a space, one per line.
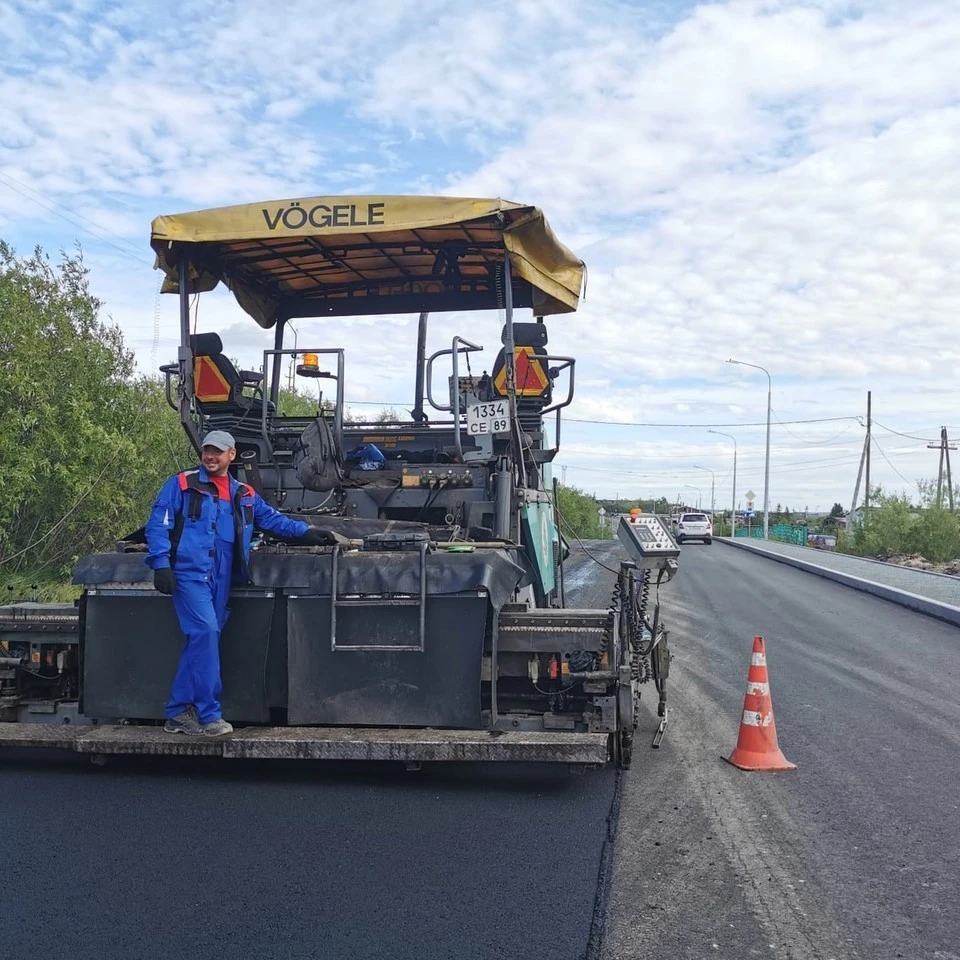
466, 400, 511, 436
745, 489, 756, 502
493, 346, 550, 397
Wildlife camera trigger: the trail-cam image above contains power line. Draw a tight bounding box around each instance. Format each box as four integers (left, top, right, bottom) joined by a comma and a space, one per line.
0, 170, 144, 254
566, 431, 866, 461
566, 454, 865, 479
872, 420, 940, 443
565, 415, 858, 428
771, 408, 859, 445
0, 172, 151, 266
870, 436, 917, 488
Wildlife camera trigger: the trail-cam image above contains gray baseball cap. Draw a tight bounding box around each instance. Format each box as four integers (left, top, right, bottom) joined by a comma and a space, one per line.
200, 430, 236, 451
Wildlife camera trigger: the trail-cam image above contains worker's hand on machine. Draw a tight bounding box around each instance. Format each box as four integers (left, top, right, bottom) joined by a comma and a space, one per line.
301, 527, 340, 547
154, 568, 177, 595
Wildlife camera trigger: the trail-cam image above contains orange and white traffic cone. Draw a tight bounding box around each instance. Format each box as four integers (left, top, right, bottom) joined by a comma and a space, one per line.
725, 635, 796, 772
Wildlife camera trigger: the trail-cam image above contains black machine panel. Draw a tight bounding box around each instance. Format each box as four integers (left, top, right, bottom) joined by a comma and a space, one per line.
286, 594, 488, 727
82, 589, 278, 722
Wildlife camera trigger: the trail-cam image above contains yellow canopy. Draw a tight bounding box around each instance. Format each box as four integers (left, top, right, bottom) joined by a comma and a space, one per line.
151, 195, 584, 327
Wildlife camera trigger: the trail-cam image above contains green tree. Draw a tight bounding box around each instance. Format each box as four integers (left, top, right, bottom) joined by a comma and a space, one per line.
275, 391, 334, 417
848, 489, 912, 557
0, 244, 194, 588
555, 484, 604, 540
916, 477, 960, 511
907, 507, 960, 562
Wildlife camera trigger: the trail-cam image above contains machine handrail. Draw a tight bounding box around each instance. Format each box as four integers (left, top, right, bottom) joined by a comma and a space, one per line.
539, 355, 576, 453
159, 363, 179, 412
329, 541, 428, 653
425, 337, 483, 413
261, 348, 344, 493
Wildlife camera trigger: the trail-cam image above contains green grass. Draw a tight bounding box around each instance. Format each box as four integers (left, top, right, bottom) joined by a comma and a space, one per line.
0, 575, 81, 605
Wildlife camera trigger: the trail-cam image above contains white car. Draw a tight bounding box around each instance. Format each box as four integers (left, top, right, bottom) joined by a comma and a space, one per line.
675, 512, 712, 544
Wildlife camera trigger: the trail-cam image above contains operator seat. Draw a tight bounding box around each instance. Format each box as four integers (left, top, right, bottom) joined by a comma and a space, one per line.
490, 322, 553, 435
190, 332, 273, 421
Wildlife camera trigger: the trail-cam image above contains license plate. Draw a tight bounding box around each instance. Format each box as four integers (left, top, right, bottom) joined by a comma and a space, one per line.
466, 401, 511, 436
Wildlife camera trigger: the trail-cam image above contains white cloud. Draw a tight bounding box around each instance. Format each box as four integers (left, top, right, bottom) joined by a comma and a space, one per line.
2, 0, 959, 508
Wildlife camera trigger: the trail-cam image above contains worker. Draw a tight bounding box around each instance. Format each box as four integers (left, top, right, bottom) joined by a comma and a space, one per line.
145, 430, 334, 736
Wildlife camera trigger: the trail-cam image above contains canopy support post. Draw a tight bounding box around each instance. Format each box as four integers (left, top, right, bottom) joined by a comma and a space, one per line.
412, 311, 429, 423
177, 256, 200, 451
502, 256, 526, 489
270, 315, 287, 408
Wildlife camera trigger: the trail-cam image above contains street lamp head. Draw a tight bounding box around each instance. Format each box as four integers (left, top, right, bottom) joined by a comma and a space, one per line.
707, 428, 736, 445
726, 358, 739, 365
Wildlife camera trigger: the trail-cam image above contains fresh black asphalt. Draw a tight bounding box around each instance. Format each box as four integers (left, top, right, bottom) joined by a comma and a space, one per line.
0, 556, 617, 960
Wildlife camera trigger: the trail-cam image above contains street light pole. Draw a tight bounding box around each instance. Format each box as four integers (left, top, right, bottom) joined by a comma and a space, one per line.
727, 359, 772, 539
682, 484, 701, 509
708, 430, 737, 538
694, 466, 715, 522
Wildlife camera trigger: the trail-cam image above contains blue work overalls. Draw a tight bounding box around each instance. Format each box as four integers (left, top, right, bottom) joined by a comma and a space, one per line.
145, 467, 309, 723
166, 489, 236, 723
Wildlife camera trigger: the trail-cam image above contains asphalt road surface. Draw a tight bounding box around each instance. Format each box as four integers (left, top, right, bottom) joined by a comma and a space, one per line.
1, 562, 619, 960
3, 541, 958, 960
590, 537, 960, 960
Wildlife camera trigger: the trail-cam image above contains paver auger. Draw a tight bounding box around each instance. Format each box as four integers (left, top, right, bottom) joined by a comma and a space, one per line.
0, 196, 678, 768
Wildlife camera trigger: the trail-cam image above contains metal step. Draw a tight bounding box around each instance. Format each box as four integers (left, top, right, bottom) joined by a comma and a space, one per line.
0, 723, 610, 764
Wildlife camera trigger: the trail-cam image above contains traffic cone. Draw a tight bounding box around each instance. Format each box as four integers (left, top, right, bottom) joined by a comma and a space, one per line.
725, 636, 796, 772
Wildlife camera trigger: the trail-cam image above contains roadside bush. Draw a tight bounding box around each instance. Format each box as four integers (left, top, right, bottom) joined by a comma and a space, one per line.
842, 488, 960, 562
848, 493, 914, 558
906, 507, 960, 562
556, 484, 605, 540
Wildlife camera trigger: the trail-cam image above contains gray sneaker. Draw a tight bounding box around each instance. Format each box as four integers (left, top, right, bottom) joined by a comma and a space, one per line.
199, 718, 234, 736
164, 709, 202, 735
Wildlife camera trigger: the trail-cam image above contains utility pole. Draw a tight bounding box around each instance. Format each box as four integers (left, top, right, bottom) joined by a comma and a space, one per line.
851, 431, 867, 516
708, 430, 737, 537
864, 391, 871, 519
934, 430, 945, 508
730, 450, 737, 537
694, 465, 716, 523
948, 430, 955, 512
928, 427, 957, 510
764, 374, 771, 539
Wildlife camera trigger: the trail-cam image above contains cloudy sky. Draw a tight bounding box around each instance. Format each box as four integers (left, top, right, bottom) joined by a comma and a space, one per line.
2, 0, 959, 512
